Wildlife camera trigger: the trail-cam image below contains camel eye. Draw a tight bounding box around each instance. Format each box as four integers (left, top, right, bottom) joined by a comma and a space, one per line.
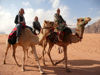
81, 19, 84, 21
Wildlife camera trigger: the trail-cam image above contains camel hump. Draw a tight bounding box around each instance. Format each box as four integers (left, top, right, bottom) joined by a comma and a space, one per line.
62, 27, 72, 42
63, 27, 72, 35
20, 28, 39, 45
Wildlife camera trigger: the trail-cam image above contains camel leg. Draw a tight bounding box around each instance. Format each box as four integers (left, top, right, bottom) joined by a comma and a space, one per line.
3, 43, 11, 64
22, 47, 26, 71
12, 45, 20, 67
26, 49, 28, 58
38, 49, 46, 60
54, 47, 65, 65
58, 46, 63, 54
38, 41, 47, 60
63, 46, 70, 72
42, 41, 47, 66
47, 44, 55, 66
55, 58, 64, 65
31, 45, 44, 74
26, 49, 30, 59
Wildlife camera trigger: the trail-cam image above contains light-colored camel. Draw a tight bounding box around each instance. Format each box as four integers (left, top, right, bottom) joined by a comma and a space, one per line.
3, 23, 50, 74
40, 17, 91, 72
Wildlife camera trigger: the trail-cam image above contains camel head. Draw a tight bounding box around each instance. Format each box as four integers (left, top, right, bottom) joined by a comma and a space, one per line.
76, 17, 91, 39
77, 17, 91, 26
42, 20, 54, 34
43, 20, 54, 28
39, 20, 55, 45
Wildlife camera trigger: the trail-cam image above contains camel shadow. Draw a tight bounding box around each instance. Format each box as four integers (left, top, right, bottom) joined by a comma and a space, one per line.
25, 59, 100, 75
69, 59, 100, 66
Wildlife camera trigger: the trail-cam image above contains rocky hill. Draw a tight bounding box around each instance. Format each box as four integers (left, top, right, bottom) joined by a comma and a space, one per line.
85, 20, 100, 33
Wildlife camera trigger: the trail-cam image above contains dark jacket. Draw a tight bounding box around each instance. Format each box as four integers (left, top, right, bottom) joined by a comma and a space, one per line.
54, 13, 66, 25
14, 14, 25, 24
33, 21, 41, 32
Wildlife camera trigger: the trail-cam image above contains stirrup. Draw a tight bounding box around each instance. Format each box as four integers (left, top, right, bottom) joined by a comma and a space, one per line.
58, 36, 62, 42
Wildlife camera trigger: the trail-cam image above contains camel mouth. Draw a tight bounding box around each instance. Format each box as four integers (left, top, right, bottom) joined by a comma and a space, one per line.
86, 17, 91, 22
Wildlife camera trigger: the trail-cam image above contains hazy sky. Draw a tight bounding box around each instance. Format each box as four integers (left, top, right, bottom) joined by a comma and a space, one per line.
0, 0, 100, 34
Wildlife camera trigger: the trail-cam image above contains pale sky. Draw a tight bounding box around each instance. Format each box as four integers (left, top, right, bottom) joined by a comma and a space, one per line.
0, 0, 100, 34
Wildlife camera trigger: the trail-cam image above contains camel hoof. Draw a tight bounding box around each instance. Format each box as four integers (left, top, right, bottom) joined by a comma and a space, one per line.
39, 56, 42, 60
17, 64, 21, 67
52, 63, 56, 66
66, 68, 71, 73
27, 56, 31, 59
43, 63, 46, 66
22, 68, 25, 72
3, 61, 6, 64
40, 70, 45, 74
54, 63, 57, 66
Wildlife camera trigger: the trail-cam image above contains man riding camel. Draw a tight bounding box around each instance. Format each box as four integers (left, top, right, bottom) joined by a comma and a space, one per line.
54, 8, 67, 41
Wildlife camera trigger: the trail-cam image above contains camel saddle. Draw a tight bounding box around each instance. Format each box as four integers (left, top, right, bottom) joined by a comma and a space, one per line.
47, 27, 72, 43
8, 26, 35, 45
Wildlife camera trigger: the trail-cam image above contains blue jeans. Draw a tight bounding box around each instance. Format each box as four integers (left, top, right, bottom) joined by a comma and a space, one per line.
16, 24, 22, 37
16, 24, 33, 37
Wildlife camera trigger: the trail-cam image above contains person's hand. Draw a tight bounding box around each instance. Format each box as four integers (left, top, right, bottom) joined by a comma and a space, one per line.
62, 22, 67, 26
20, 22, 24, 24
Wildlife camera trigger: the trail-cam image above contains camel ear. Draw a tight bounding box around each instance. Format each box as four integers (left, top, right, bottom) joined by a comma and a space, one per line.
50, 22, 54, 25
77, 18, 80, 22
44, 20, 47, 23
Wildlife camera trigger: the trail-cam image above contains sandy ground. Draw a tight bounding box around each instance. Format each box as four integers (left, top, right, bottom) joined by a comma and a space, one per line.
0, 34, 100, 75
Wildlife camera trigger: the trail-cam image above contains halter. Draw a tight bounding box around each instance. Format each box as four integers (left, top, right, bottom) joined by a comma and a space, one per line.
42, 27, 53, 29
76, 18, 86, 30
78, 18, 86, 26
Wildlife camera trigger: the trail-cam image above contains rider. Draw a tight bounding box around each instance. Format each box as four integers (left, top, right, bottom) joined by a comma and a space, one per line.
15, 8, 33, 43
15, 8, 26, 42
54, 8, 67, 41
33, 16, 41, 34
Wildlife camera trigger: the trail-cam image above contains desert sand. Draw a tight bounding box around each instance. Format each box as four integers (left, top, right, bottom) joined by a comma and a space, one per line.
0, 34, 100, 75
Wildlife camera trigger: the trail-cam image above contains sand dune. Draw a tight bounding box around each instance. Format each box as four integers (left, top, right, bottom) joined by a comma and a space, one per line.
0, 34, 100, 75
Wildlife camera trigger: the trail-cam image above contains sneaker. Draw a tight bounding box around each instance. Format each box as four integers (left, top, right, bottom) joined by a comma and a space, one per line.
16, 37, 19, 43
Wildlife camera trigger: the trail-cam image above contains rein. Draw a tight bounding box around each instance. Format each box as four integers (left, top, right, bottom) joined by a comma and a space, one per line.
42, 25, 57, 30
42, 27, 53, 29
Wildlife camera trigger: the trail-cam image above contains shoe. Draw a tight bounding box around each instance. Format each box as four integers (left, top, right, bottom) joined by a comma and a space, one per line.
16, 37, 19, 43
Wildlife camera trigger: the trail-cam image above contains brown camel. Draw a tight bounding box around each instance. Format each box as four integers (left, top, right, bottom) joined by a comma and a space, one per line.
40, 17, 91, 72
3, 23, 50, 74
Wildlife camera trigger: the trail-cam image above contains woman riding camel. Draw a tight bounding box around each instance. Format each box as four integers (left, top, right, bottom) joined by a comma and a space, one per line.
15, 8, 33, 42
14, 8, 26, 42
33, 16, 41, 34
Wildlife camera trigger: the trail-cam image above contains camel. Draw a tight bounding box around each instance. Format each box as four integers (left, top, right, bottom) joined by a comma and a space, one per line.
40, 17, 91, 72
3, 22, 50, 74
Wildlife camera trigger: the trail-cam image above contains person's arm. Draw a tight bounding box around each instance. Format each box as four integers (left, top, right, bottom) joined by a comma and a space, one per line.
60, 15, 66, 23
38, 22, 41, 29
22, 16, 26, 24
14, 15, 18, 24
33, 22, 37, 29
54, 14, 59, 23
